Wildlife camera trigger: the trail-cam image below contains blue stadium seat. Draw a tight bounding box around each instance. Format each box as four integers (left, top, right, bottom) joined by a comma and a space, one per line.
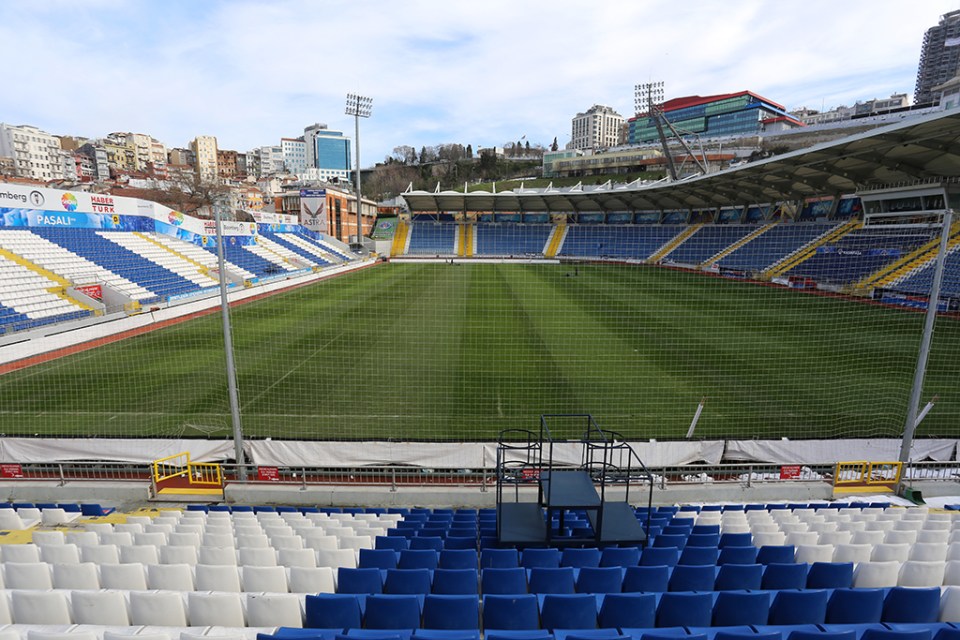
597, 593, 656, 629
714, 564, 762, 590
861, 630, 934, 640
714, 632, 780, 640
679, 547, 719, 566
622, 565, 670, 593
717, 547, 758, 565
668, 564, 715, 591
756, 546, 795, 565
712, 591, 770, 626
432, 569, 478, 595
411, 537, 444, 552
640, 548, 680, 567
522, 549, 562, 568
385, 569, 433, 595
576, 567, 624, 594
807, 562, 853, 589
364, 594, 422, 630
482, 549, 520, 569
768, 589, 829, 625
400, 550, 440, 570
719, 533, 753, 548
540, 594, 599, 630
259, 629, 341, 640
786, 631, 855, 640
445, 537, 477, 550
561, 548, 602, 568
653, 535, 688, 550
361, 549, 399, 570
305, 593, 363, 629
422, 594, 479, 630
691, 525, 721, 536
656, 592, 713, 628
338, 567, 384, 594
485, 634, 553, 640
529, 567, 576, 594
482, 594, 541, 631
687, 534, 721, 548
826, 588, 884, 624
600, 548, 640, 568
481, 568, 528, 594
378, 537, 411, 552
882, 587, 941, 623
440, 549, 478, 569
761, 563, 808, 590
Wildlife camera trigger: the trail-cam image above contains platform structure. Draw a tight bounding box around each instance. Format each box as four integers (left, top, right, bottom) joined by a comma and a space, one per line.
495, 414, 653, 547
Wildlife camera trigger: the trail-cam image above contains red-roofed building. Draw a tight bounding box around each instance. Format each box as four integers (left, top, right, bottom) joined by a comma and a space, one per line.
627, 90, 802, 144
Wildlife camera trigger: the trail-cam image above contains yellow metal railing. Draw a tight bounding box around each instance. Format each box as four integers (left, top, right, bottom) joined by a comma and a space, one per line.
152, 451, 222, 489
834, 460, 902, 487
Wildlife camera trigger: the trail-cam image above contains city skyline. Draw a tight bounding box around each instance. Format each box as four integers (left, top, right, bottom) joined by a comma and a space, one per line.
1, 0, 957, 167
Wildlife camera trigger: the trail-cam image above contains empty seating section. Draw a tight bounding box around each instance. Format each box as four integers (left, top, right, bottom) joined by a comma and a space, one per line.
0, 228, 153, 301
559, 225, 684, 260
0, 501, 956, 638
718, 223, 837, 271
253, 235, 323, 269
0, 254, 89, 332
202, 240, 292, 277
475, 224, 552, 256
260, 232, 335, 265
408, 222, 456, 255
894, 245, 960, 297
96, 232, 218, 290
664, 225, 758, 265
146, 232, 256, 280
34, 228, 203, 299
788, 228, 937, 284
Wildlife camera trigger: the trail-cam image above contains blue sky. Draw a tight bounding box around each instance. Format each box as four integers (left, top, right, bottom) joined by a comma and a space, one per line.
1, 0, 957, 167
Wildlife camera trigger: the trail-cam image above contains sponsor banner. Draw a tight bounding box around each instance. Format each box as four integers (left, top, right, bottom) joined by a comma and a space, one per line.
259, 223, 299, 234
168, 285, 228, 302
300, 189, 327, 233
251, 211, 297, 225
0, 208, 150, 231
635, 212, 660, 224
0, 185, 142, 215
75, 284, 103, 300
606, 212, 632, 224
578, 213, 604, 224
880, 293, 950, 312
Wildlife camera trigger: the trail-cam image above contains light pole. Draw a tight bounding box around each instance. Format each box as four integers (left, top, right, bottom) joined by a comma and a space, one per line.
345, 93, 372, 250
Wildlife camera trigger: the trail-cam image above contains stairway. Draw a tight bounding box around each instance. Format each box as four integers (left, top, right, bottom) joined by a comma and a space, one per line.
764, 219, 860, 278
647, 223, 703, 263
544, 224, 567, 257
862, 222, 960, 289
495, 415, 651, 546
700, 223, 777, 268
390, 220, 410, 257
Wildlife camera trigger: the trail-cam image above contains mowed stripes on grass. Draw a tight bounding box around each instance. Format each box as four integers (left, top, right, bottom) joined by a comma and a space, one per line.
0, 262, 955, 441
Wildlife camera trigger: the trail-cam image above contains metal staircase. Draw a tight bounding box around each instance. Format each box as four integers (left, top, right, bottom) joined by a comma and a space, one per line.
495, 414, 653, 547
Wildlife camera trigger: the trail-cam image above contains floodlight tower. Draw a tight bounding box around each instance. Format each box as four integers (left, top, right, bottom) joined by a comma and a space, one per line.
636, 82, 678, 180
635, 82, 708, 180
345, 93, 372, 250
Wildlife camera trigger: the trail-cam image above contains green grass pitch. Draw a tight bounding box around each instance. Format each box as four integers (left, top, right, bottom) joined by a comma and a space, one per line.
0, 262, 956, 441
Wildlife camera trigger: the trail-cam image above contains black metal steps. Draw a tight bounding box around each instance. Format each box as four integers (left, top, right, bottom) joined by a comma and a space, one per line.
541, 470, 601, 509
496, 503, 547, 545
587, 501, 647, 544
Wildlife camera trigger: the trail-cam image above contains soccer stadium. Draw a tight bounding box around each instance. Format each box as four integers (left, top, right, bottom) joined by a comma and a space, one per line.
0, 109, 957, 639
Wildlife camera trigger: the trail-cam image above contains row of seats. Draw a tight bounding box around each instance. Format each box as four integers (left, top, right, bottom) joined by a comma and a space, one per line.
306, 587, 960, 629
2, 622, 960, 640
2, 587, 953, 632
0, 561, 335, 592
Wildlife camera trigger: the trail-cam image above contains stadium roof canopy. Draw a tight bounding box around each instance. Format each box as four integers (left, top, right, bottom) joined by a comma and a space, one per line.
401, 109, 960, 213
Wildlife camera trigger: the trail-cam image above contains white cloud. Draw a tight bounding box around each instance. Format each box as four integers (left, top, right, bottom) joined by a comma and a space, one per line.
1, 0, 956, 165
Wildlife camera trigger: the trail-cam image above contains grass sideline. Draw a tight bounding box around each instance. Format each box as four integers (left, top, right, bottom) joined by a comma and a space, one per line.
0, 262, 955, 441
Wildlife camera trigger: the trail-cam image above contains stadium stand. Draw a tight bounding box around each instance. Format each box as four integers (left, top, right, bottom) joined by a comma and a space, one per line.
558, 225, 685, 260
717, 223, 839, 272
474, 224, 552, 257
0, 501, 956, 639
662, 225, 759, 266
407, 222, 457, 256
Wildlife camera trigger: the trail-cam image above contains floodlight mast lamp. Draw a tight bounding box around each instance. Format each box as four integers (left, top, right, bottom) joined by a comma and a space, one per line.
345, 93, 372, 248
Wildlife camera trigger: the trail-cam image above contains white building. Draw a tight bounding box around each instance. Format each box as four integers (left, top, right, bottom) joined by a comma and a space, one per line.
0, 124, 63, 181
571, 105, 624, 151
281, 138, 308, 173
191, 135, 219, 183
